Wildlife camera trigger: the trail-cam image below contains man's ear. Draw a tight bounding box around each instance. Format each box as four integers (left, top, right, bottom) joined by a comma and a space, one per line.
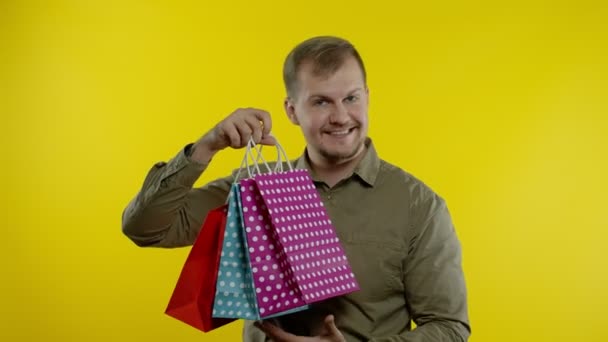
284, 97, 300, 125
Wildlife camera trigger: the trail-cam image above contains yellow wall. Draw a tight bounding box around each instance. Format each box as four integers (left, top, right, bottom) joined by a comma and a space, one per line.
2, 1, 607, 341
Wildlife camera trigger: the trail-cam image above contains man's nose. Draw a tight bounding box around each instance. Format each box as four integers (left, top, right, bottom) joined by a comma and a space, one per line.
329, 103, 349, 124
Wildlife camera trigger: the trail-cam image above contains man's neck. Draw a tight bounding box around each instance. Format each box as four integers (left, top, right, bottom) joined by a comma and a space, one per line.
307, 145, 368, 188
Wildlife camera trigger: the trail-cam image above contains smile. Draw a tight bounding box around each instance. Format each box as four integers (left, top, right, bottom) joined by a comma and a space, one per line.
325, 127, 356, 136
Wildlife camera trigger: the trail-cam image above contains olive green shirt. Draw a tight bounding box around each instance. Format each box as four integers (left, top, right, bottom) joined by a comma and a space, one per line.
122, 139, 470, 341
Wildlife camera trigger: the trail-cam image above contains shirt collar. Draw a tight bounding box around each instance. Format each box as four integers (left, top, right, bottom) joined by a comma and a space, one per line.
293, 138, 381, 187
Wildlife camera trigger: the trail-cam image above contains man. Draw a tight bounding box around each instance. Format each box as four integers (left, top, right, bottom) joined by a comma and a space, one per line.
122, 36, 470, 341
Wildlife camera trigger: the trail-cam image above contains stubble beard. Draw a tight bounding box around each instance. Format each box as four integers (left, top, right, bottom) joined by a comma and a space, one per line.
318, 139, 365, 164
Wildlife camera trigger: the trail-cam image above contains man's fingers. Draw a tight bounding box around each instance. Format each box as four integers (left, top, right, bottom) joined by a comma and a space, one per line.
324, 315, 343, 339
255, 317, 343, 342
207, 108, 273, 151
249, 108, 272, 137
260, 134, 277, 146
233, 119, 254, 147
254, 321, 296, 342
243, 114, 264, 145
220, 123, 242, 149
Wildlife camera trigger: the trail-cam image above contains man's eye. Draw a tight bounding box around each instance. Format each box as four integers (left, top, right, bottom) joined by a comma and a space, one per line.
345, 95, 358, 103
314, 99, 328, 106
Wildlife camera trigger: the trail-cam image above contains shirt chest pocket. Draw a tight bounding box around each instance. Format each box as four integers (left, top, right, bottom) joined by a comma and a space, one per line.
340, 233, 405, 302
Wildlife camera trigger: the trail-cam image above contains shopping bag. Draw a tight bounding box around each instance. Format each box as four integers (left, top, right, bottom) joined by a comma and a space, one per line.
164, 205, 235, 332
212, 184, 309, 319
212, 186, 259, 319
237, 140, 360, 316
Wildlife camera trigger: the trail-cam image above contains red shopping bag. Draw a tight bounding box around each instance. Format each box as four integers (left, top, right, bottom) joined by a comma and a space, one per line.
164, 205, 235, 332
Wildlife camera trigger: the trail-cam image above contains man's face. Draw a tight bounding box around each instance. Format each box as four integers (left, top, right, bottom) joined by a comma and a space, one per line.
285, 56, 369, 163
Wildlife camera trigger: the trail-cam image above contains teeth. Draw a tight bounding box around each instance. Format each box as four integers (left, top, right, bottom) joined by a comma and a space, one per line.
328, 130, 349, 136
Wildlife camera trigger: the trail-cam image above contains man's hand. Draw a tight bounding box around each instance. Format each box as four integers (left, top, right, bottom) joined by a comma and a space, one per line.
190, 108, 276, 164
254, 315, 346, 342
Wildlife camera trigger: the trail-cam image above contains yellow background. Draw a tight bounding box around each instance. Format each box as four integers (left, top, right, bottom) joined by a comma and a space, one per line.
2, 0, 607, 341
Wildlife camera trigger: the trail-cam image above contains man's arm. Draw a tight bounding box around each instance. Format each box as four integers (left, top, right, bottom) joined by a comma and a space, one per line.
121, 144, 232, 247
121, 107, 275, 248
370, 194, 470, 342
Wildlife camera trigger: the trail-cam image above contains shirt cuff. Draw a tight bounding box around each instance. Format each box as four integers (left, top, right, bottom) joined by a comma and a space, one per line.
159, 143, 209, 188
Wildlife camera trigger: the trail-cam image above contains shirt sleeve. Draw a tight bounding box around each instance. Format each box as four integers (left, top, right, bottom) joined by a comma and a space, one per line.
370, 194, 471, 342
121, 144, 233, 248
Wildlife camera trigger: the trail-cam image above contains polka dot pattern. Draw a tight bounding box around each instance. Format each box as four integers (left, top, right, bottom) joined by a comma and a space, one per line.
239, 179, 309, 317
212, 185, 260, 319
242, 169, 360, 309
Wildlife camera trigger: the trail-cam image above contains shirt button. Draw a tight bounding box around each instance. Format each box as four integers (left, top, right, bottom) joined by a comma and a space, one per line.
327, 194, 332, 200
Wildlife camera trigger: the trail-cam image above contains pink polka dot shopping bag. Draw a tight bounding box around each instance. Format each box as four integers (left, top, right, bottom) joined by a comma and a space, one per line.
213, 139, 360, 320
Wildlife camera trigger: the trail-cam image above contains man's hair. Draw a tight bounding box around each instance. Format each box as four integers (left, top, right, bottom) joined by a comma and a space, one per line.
283, 36, 367, 99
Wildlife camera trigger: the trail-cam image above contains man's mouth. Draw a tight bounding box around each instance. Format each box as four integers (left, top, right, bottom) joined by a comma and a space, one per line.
324, 127, 356, 136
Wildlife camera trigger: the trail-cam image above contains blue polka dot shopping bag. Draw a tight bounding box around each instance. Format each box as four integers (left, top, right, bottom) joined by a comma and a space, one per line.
212, 184, 309, 320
